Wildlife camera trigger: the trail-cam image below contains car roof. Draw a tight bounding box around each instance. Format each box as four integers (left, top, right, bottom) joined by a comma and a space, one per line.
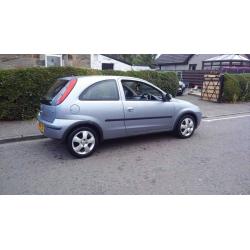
60, 75, 147, 82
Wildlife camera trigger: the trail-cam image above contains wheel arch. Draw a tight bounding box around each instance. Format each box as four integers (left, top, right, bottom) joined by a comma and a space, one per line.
62, 121, 104, 142
173, 111, 198, 130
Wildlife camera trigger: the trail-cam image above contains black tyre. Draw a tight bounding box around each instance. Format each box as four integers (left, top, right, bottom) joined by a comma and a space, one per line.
177, 89, 183, 96
67, 127, 99, 158
175, 115, 196, 139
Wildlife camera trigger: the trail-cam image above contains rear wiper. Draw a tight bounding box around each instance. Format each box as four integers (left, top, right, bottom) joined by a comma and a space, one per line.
40, 98, 52, 105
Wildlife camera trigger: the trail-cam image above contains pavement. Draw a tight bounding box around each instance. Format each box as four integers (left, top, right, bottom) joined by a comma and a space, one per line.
0, 119, 43, 143
0, 113, 250, 194
1, 95, 250, 143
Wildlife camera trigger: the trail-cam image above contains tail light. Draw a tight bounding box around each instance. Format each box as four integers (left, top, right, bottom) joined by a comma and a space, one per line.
56, 79, 77, 105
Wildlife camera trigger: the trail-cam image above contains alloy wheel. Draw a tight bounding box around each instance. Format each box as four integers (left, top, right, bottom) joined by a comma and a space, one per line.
72, 130, 95, 155
180, 117, 194, 137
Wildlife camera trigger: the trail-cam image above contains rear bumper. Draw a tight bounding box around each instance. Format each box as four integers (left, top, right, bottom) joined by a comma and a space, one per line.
37, 115, 63, 139
37, 114, 76, 140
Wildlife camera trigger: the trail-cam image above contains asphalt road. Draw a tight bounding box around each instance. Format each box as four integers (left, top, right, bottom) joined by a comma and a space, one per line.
0, 115, 250, 194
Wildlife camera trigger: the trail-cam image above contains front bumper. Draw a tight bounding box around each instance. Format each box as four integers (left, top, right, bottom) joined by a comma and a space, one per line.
195, 111, 202, 127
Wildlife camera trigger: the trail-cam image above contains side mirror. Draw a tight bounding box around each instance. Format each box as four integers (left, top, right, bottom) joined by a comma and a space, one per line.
163, 93, 172, 101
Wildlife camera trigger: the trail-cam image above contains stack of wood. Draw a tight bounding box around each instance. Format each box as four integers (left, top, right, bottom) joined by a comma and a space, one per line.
201, 74, 222, 102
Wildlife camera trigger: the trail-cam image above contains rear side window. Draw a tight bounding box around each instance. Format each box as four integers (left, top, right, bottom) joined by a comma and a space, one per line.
44, 79, 69, 100
79, 80, 119, 100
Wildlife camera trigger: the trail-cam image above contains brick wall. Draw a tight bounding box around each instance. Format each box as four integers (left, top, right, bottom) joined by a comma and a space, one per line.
0, 54, 42, 69
0, 54, 91, 69
69, 54, 90, 68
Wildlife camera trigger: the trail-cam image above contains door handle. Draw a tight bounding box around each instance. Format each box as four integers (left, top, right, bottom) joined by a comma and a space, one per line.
127, 107, 134, 112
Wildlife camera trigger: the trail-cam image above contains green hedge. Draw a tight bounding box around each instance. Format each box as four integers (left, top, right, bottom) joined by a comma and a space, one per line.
222, 73, 250, 102
0, 67, 179, 120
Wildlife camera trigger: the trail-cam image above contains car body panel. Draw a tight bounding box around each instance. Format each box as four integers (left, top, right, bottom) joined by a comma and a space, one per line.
39, 104, 56, 123
122, 100, 174, 135
115, 77, 175, 135
170, 98, 202, 129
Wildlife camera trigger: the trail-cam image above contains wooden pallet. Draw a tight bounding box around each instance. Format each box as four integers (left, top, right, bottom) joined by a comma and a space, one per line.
201, 74, 222, 102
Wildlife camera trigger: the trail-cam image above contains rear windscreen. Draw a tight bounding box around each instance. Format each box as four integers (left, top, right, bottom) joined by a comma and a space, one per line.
43, 79, 69, 101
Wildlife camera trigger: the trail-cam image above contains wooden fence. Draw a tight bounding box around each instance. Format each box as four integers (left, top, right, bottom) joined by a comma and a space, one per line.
182, 70, 219, 88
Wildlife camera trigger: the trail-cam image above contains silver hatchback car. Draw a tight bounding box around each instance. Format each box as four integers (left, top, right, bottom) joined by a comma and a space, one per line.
37, 76, 202, 158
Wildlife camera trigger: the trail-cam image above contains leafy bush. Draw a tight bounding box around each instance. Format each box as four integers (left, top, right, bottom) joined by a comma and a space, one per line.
0, 67, 179, 120
222, 73, 250, 102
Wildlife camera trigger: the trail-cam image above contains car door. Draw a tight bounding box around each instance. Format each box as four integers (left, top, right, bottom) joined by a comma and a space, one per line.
119, 79, 174, 136
78, 79, 126, 139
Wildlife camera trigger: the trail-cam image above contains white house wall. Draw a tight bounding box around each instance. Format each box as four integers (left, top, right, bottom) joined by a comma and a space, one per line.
91, 54, 132, 71
132, 65, 151, 71
160, 64, 189, 71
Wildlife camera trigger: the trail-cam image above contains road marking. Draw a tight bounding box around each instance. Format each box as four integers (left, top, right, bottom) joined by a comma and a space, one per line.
203, 111, 250, 119
203, 114, 250, 122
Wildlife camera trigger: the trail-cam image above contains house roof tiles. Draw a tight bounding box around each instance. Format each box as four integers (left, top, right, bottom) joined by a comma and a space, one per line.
154, 54, 194, 66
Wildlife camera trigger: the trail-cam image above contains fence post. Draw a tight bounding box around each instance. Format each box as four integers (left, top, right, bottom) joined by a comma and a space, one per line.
218, 74, 224, 103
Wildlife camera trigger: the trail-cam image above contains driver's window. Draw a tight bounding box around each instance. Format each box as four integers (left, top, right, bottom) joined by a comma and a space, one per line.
121, 80, 162, 101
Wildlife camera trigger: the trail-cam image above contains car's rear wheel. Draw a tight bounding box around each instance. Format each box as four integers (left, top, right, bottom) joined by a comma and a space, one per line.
175, 115, 195, 138
67, 127, 99, 158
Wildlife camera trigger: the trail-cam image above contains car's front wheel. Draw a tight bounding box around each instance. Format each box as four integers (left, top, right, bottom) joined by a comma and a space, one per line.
175, 115, 196, 138
67, 127, 99, 158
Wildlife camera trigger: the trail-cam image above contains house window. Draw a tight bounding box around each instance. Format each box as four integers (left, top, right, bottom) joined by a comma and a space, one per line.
68, 54, 73, 60
189, 64, 197, 70
102, 63, 114, 70
242, 61, 250, 66
231, 61, 241, 66
45, 54, 63, 67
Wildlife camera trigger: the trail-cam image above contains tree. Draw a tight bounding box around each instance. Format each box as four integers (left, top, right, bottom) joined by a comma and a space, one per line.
132, 54, 157, 66
116, 54, 157, 66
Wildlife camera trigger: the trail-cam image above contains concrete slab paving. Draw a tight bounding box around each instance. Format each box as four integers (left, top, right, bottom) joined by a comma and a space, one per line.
178, 95, 250, 117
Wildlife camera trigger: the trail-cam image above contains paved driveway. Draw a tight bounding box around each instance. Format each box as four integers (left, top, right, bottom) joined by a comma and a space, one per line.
179, 95, 250, 117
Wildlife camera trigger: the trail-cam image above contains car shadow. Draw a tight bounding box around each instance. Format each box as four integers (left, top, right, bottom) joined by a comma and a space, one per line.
100, 131, 175, 150
41, 131, 176, 160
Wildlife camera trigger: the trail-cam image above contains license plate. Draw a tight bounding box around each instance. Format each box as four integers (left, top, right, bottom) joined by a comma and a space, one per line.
38, 122, 45, 134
